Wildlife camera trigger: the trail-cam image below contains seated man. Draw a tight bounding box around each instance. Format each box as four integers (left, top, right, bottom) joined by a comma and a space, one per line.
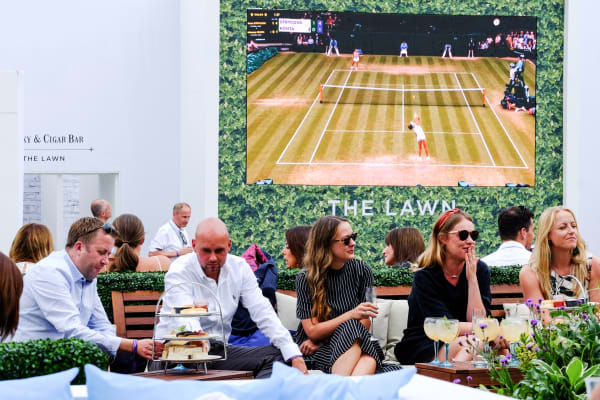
156, 217, 307, 378
482, 206, 534, 267
13, 217, 161, 372
149, 202, 193, 260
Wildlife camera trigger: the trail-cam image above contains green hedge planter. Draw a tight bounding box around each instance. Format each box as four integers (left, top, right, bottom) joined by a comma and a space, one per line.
0, 338, 109, 384
97, 267, 521, 320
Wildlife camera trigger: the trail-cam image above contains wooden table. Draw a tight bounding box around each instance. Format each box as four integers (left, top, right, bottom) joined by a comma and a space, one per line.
134, 369, 253, 381
415, 361, 522, 388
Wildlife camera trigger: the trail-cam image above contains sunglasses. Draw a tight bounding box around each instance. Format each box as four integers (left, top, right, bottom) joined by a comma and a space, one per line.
332, 232, 358, 246
448, 230, 479, 241
82, 222, 117, 238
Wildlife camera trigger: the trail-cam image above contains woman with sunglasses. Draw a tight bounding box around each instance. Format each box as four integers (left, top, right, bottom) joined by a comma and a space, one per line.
394, 208, 493, 364
294, 216, 394, 375
520, 206, 600, 309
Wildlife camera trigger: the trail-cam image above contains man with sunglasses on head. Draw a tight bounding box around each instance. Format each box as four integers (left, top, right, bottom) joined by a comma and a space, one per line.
482, 206, 534, 267
13, 217, 163, 372
149, 202, 193, 260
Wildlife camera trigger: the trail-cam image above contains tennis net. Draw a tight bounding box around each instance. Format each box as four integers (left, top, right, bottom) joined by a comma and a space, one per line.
319, 84, 485, 106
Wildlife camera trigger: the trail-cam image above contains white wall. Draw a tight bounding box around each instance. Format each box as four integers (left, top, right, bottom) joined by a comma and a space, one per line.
0, 0, 182, 253
564, 0, 600, 253
0, 71, 23, 254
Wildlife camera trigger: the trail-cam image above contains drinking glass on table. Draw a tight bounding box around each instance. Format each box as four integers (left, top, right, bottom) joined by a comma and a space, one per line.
500, 316, 528, 367
365, 286, 378, 342
437, 318, 459, 368
423, 317, 441, 365
472, 309, 499, 368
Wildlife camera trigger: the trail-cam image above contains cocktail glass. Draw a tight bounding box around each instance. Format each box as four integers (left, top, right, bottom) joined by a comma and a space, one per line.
424, 317, 441, 365
472, 313, 500, 368
437, 318, 459, 368
500, 317, 528, 367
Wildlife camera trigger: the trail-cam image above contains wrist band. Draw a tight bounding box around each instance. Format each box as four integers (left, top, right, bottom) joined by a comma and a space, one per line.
176, 251, 180, 257
131, 339, 138, 373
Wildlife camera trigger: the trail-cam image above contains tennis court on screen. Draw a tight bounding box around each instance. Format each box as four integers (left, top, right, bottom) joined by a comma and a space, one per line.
246, 54, 535, 186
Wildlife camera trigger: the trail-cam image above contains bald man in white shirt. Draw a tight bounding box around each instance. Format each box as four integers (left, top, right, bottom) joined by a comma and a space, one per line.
156, 218, 307, 377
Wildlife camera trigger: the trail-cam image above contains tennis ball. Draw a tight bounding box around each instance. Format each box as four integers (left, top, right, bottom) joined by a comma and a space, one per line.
408, 123, 414, 130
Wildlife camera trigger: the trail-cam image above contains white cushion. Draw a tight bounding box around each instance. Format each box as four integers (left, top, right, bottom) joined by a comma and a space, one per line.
503, 303, 530, 319
372, 299, 392, 349
385, 300, 409, 362
276, 291, 301, 331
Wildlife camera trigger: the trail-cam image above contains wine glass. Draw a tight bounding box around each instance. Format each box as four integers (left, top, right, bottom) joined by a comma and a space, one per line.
423, 317, 441, 365
437, 318, 459, 367
365, 287, 378, 342
500, 317, 528, 367
472, 309, 499, 368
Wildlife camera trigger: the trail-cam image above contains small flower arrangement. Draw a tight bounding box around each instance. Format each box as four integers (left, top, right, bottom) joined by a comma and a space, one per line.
481, 299, 600, 399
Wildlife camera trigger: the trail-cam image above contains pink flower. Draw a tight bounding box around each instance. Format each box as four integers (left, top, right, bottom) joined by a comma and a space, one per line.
453, 378, 461, 384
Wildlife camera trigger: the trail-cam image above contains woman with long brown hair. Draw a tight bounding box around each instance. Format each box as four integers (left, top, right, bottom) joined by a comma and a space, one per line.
0, 252, 23, 341
9, 223, 54, 273
110, 214, 171, 272
281, 226, 311, 268
394, 208, 493, 364
294, 216, 391, 375
382, 227, 425, 267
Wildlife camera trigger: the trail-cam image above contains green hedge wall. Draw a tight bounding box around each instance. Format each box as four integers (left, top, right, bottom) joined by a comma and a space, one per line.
218, 0, 564, 267
0, 338, 108, 384
97, 267, 521, 319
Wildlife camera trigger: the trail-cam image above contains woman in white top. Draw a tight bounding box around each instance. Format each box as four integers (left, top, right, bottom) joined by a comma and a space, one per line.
110, 214, 171, 272
409, 113, 430, 159
9, 223, 54, 274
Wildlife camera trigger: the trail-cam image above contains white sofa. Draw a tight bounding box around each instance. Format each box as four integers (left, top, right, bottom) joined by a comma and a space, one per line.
276, 292, 409, 363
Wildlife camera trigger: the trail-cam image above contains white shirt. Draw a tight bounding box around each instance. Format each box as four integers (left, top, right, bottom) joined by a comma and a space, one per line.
156, 253, 301, 361
414, 124, 426, 141
481, 241, 532, 267
149, 220, 190, 259
13, 250, 121, 355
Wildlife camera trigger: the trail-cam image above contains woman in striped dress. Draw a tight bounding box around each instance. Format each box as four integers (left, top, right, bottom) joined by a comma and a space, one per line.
294, 216, 384, 375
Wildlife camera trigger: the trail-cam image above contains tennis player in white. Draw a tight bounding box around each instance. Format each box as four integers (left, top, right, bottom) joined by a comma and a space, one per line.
351, 49, 360, 71
409, 113, 430, 160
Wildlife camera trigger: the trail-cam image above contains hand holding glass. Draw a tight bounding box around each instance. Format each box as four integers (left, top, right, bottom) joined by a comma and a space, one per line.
365, 287, 378, 342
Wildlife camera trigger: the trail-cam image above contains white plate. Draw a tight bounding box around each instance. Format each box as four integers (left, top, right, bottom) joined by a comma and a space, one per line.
162, 334, 215, 340
159, 311, 215, 317
158, 354, 222, 362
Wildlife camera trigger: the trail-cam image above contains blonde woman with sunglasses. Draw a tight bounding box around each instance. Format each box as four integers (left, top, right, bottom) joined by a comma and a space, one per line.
294, 216, 400, 375
395, 208, 496, 364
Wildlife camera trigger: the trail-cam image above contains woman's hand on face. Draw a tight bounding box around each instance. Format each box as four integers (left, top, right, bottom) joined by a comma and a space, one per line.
465, 244, 478, 281
350, 302, 379, 320
300, 339, 322, 356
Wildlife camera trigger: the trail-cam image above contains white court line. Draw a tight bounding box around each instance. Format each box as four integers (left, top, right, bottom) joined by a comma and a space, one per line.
308, 70, 353, 163
402, 84, 404, 129
326, 129, 480, 135
454, 73, 496, 166
276, 69, 338, 165
277, 161, 527, 169
470, 72, 528, 168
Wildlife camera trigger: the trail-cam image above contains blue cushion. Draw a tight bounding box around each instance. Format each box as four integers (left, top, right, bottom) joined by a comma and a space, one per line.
0, 367, 78, 400
270, 362, 417, 400
85, 364, 283, 400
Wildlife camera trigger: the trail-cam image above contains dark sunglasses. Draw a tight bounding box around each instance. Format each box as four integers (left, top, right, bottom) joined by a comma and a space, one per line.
332, 232, 358, 246
83, 222, 117, 238
448, 230, 479, 241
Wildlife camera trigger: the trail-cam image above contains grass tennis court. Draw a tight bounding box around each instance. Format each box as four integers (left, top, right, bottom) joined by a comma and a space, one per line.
247, 53, 535, 186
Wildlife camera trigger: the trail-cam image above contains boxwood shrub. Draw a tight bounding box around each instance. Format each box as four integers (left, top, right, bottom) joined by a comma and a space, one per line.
0, 338, 109, 384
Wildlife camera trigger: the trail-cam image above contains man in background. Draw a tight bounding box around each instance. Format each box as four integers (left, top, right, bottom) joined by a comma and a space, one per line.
482, 206, 534, 267
90, 199, 112, 222
149, 202, 193, 260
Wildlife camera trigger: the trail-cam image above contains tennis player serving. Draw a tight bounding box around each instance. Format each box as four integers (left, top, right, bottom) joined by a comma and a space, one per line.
351, 49, 360, 71
408, 113, 430, 160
